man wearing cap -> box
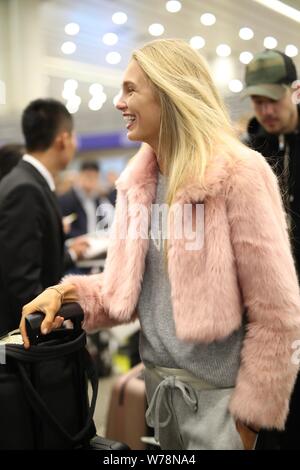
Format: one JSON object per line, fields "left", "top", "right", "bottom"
{"left": 243, "top": 50, "right": 300, "bottom": 449}
{"left": 244, "top": 50, "right": 300, "bottom": 272}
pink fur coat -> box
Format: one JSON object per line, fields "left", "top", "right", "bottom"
{"left": 63, "top": 147, "right": 300, "bottom": 430}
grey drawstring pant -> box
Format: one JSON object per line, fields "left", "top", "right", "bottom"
{"left": 144, "top": 366, "right": 245, "bottom": 450}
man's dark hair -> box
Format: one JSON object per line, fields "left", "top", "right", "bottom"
{"left": 21, "top": 99, "right": 73, "bottom": 152}
{"left": 0, "top": 144, "right": 24, "bottom": 181}
{"left": 80, "top": 161, "right": 100, "bottom": 172}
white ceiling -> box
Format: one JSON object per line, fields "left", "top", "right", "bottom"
{"left": 1, "top": 0, "right": 300, "bottom": 141}
{"left": 41, "top": 0, "right": 300, "bottom": 66}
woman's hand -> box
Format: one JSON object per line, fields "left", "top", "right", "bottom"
{"left": 19, "top": 287, "right": 65, "bottom": 349}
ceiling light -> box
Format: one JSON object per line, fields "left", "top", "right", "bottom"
{"left": 61, "top": 41, "right": 76, "bottom": 55}
{"left": 66, "top": 104, "right": 79, "bottom": 114}
{"left": 252, "top": 0, "right": 300, "bottom": 23}
{"left": 89, "top": 84, "right": 106, "bottom": 105}
{"left": 89, "top": 84, "right": 104, "bottom": 95}
{"left": 71, "top": 95, "right": 81, "bottom": 107}
{"left": 239, "top": 27, "right": 254, "bottom": 40}
{"left": 166, "top": 1, "right": 182, "bottom": 13}
{"left": 89, "top": 99, "right": 103, "bottom": 111}
{"left": 62, "top": 88, "right": 75, "bottom": 100}
{"left": 228, "top": 80, "right": 243, "bottom": 93}
{"left": 64, "top": 79, "right": 78, "bottom": 90}
{"left": 100, "top": 93, "right": 107, "bottom": 104}
{"left": 285, "top": 44, "right": 298, "bottom": 57}
{"left": 239, "top": 51, "right": 253, "bottom": 64}
{"left": 102, "top": 33, "right": 119, "bottom": 46}
{"left": 148, "top": 23, "right": 165, "bottom": 36}
{"left": 65, "top": 23, "right": 80, "bottom": 36}
{"left": 66, "top": 96, "right": 81, "bottom": 114}
{"left": 62, "top": 80, "right": 78, "bottom": 99}
{"left": 216, "top": 44, "right": 231, "bottom": 57}
{"left": 189, "top": 36, "right": 206, "bottom": 50}
{"left": 106, "top": 52, "right": 121, "bottom": 65}
{"left": 263, "top": 36, "right": 278, "bottom": 49}
{"left": 200, "top": 13, "right": 216, "bottom": 26}
{"left": 211, "top": 57, "right": 235, "bottom": 87}
{"left": 112, "top": 12, "right": 128, "bottom": 25}
{"left": 113, "top": 90, "right": 122, "bottom": 107}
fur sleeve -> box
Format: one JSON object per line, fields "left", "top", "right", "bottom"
{"left": 61, "top": 273, "right": 124, "bottom": 333}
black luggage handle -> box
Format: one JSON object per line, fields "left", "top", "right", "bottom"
{"left": 25, "top": 303, "right": 84, "bottom": 345}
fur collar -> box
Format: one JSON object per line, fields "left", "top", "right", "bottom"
{"left": 115, "top": 148, "right": 233, "bottom": 203}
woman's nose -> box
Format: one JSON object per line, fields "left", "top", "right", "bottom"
{"left": 116, "top": 98, "right": 127, "bottom": 111}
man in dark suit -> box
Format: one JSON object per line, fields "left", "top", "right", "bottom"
{"left": 59, "top": 161, "right": 114, "bottom": 239}
{"left": 0, "top": 99, "right": 87, "bottom": 335}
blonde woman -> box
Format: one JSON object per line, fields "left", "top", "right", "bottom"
{"left": 20, "top": 39, "right": 300, "bottom": 450}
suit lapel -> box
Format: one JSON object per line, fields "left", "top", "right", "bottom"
{"left": 20, "top": 161, "right": 64, "bottom": 241}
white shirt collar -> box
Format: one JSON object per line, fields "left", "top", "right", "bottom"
{"left": 23, "top": 154, "right": 56, "bottom": 191}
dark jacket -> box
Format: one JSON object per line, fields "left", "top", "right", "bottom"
{"left": 246, "top": 106, "right": 300, "bottom": 276}
{"left": 0, "top": 161, "right": 65, "bottom": 335}
{"left": 59, "top": 188, "right": 113, "bottom": 239}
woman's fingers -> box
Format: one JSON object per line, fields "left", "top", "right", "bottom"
{"left": 52, "top": 316, "right": 65, "bottom": 329}
{"left": 20, "top": 316, "right": 30, "bottom": 349}
{"left": 40, "top": 310, "right": 59, "bottom": 334}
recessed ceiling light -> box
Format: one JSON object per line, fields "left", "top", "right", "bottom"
{"left": 200, "top": 13, "right": 216, "bottom": 26}
{"left": 65, "top": 23, "right": 80, "bottom": 36}
{"left": 285, "top": 44, "right": 298, "bottom": 57}
{"left": 102, "top": 33, "right": 119, "bottom": 46}
{"left": 64, "top": 79, "right": 78, "bottom": 90}
{"left": 66, "top": 96, "right": 81, "bottom": 114}
{"left": 228, "top": 80, "right": 243, "bottom": 93}
{"left": 264, "top": 36, "right": 278, "bottom": 49}
{"left": 112, "top": 12, "right": 128, "bottom": 25}
{"left": 106, "top": 52, "right": 121, "bottom": 65}
{"left": 239, "top": 27, "right": 254, "bottom": 40}
{"left": 66, "top": 104, "right": 79, "bottom": 114}
{"left": 89, "top": 99, "right": 104, "bottom": 111}
{"left": 113, "top": 90, "right": 122, "bottom": 107}
{"left": 189, "top": 36, "right": 206, "bottom": 50}
{"left": 252, "top": 0, "right": 300, "bottom": 23}
{"left": 61, "top": 41, "right": 76, "bottom": 55}
{"left": 216, "top": 44, "right": 231, "bottom": 57}
{"left": 62, "top": 89, "right": 73, "bottom": 100}
{"left": 100, "top": 93, "right": 107, "bottom": 104}
{"left": 148, "top": 23, "right": 165, "bottom": 36}
{"left": 166, "top": 1, "right": 182, "bottom": 13}
{"left": 239, "top": 51, "right": 253, "bottom": 64}
{"left": 89, "top": 84, "right": 104, "bottom": 95}
{"left": 62, "top": 81, "right": 78, "bottom": 100}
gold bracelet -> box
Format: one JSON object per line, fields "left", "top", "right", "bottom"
{"left": 47, "top": 286, "right": 65, "bottom": 303}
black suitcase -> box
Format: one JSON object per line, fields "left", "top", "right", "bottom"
{"left": 0, "top": 303, "right": 129, "bottom": 450}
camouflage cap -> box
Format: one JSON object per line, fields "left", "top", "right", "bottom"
{"left": 241, "top": 50, "right": 297, "bottom": 100}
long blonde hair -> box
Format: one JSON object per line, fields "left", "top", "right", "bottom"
{"left": 132, "top": 39, "right": 245, "bottom": 207}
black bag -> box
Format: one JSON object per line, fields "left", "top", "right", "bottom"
{"left": 0, "top": 303, "right": 127, "bottom": 450}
